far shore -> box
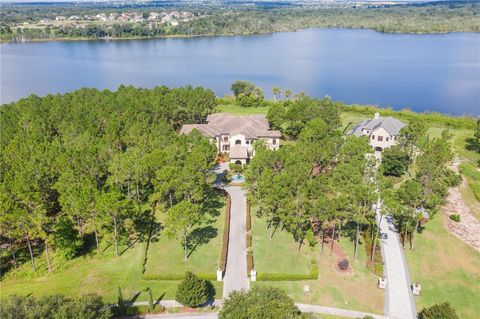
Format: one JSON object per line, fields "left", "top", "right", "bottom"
{"left": 2, "top": 27, "right": 477, "bottom": 44}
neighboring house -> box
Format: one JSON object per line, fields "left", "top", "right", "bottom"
{"left": 180, "top": 113, "right": 281, "bottom": 165}
{"left": 351, "top": 113, "right": 406, "bottom": 151}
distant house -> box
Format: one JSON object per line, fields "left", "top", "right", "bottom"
{"left": 351, "top": 113, "right": 406, "bottom": 151}
{"left": 180, "top": 113, "right": 281, "bottom": 165}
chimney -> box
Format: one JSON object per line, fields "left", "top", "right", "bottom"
{"left": 374, "top": 112, "right": 380, "bottom": 119}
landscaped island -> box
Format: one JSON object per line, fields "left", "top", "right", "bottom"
{"left": 1, "top": 1, "right": 479, "bottom": 42}
{"left": 1, "top": 84, "right": 478, "bottom": 318}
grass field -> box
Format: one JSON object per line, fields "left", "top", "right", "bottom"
{"left": 252, "top": 216, "right": 316, "bottom": 275}
{"left": 1, "top": 200, "right": 226, "bottom": 302}
{"left": 405, "top": 214, "right": 480, "bottom": 318}
{"left": 251, "top": 215, "right": 384, "bottom": 314}
{"left": 145, "top": 200, "right": 226, "bottom": 275}
{"left": 0, "top": 241, "right": 224, "bottom": 303}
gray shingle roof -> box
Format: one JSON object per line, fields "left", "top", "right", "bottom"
{"left": 180, "top": 113, "right": 281, "bottom": 138}
{"left": 351, "top": 116, "right": 406, "bottom": 136}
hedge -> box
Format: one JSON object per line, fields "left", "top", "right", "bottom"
{"left": 142, "top": 273, "right": 216, "bottom": 281}
{"left": 246, "top": 201, "right": 252, "bottom": 232}
{"left": 247, "top": 252, "right": 254, "bottom": 275}
{"left": 219, "top": 194, "right": 231, "bottom": 272}
{"left": 257, "top": 259, "right": 318, "bottom": 281}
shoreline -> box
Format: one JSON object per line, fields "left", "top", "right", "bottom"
{"left": 2, "top": 27, "right": 479, "bottom": 44}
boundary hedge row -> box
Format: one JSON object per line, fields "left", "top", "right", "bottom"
{"left": 246, "top": 200, "right": 254, "bottom": 275}
{"left": 256, "top": 258, "right": 318, "bottom": 281}
{"left": 142, "top": 273, "right": 216, "bottom": 281}
{"left": 219, "top": 193, "right": 231, "bottom": 272}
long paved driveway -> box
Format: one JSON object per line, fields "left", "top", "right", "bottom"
{"left": 376, "top": 203, "right": 417, "bottom": 319}
{"left": 213, "top": 164, "right": 250, "bottom": 298}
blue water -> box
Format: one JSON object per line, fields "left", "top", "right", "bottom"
{"left": 1, "top": 29, "right": 479, "bottom": 115}
{"left": 232, "top": 174, "right": 245, "bottom": 183}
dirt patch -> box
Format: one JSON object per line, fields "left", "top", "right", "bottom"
{"left": 441, "top": 178, "right": 480, "bottom": 252}
{"left": 324, "top": 239, "right": 353, "bottom": 274}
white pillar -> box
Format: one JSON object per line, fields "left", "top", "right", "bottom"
{"left": 217, "top": 268, "right": 223, "bottom": 282}
{"left": 250, "top": 269, "right": 256, "bottom": 282}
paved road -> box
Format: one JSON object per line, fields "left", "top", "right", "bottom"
{"left": 376, "top": 203, "right": 417, "bottom": 319}
{"left": 132, "top": 301, "right": 387, "bottom": 319}
{"left": 213, "top": 164, "right": 250, "bottom": 298}
{"left": 296, "top": 304, "right": 388, "bottom": 319}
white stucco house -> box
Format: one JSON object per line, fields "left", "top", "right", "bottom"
{"left": 180, "top": 113, "right": 281, "bottom": 165}
{"left": 351, "top": 113, "right": 406, "bottom": 151}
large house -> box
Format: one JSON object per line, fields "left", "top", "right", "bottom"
{"left": 180, "top": 113, "right": 281, "bottom": 164}
{"left": 351, "top": 113, "right": 406, "bottom": 151}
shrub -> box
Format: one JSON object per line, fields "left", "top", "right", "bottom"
{"left": 142, "top": 273, "right": 216, "bottom": 281}
{"left": 246, "top": 202, "right": 252, "bottom": 232}
{"left": 449, "top": 214, "right": 461, "bottom": 222}
{"left": 219, "top": 286, "right": 301, "bottom": 319}
{"left": 0, "top": 294, "right": 111, "bottom": 319}
{"left": 175, "top": 272, "right": 214, "bottom": 308}
{"left": 418, "top": 302, "right": 459, "bottom": 319}
{"left": 219, "top": 194, "right": 231, "bottom": 272}
{"left": 246, "top": 234, "right": 252, "bottom": 248}
{"left": 338, "top": 259, "right": 349, "bottom": 270}
{"left": 381, "top": 146, "right": 410, "bottom": 177}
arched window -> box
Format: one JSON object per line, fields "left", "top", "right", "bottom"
{"left": 235, "top": 160, "right": 242, "bottom": 165}
{"left": 235, "top": 140, "right": 242, "bottom": 145}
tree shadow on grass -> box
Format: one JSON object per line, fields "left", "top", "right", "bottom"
{"left": 202, "top": 189, "right": 225, "bottom": 221}
{"left": 155, "top": 292, "right": 166, "bottom": 305}
{"left": 186, "top": 226, "right": 218, "bottom": 259}
{"left": 465, "top": 137, "right": 480, "bottom": 154}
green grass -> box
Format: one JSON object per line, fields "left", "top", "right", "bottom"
{"left": 144, "top": 202, "right": 226, "bottom": 276}
{"left": 216, "top": 104, "right": 269, "bottom": 115}
{"left": 1, "top": 200, "right": 227, "bottom": 302}
{"left": 252, "top": 216, "right": 316, "bottom": 274}
{"left": 0, "top": 241, "right": 224, "bottom": 303}
{"left": 251, "top": 215, "right": 383, "bottom": 314}
{"left": 405, "top": 214, "right": 480, "bottom": 319}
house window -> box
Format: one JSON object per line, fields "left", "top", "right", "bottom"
{"left": 246, "top": 140, "right": 249, "bottom": 145}
{"left": 371, "top": 135, "right": 375, "bottom": 140}
{"left": 235, "top": 139, "right": 241, "bottom": 145}
{"left": 386, "top": 137, "right": 389, "bottom": 141}
{"left": 272, "top": 139, "right": 277, "bottom": 145}
{"left": 378, "top": 136, "right": 383, "bottom": 141}
{"left": 222, "top": 145, "right": 230, "bottom": 151}
{"left": 223, "top": 136, "right": 229, "bottom": 142}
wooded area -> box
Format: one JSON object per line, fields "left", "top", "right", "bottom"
{"left": 1, "top": 1, "right": 479, "bottom": 42}
{"left": 0, "top": 85, "right": 218, "bottom": 275}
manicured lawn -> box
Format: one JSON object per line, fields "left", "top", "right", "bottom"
{"left": 405, "top": 214, "right": 480, "bottom": 319}
{"left": 251, "top": 215, "right": 383, "bottom": 314}
{"left": 252, "top": 216, "right": 316, "bottom": 275}
{"left": 1, "top": 198, "right": 226, "bottom": 303}
{"left": 145, "top": 201, "right": 226, "bottom": 276}
{"left": 216, "top": 104, "right": 269, "bottom": 115}
{"left": 0, "top": 241, "right": 223, "bottom": 303}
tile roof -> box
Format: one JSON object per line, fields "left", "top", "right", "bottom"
{"left": 180, "top": 113, "right": 281, "bottom": 138}
{"left": 229, "top": 145, "right": 248, "bottom": 159}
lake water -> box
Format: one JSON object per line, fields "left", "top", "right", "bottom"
{"left": 1, "top": 29, "right": 479, "bottom": 115}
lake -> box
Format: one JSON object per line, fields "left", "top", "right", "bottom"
{"left": 1, "top": 29, "right": 479, "bottom": 115}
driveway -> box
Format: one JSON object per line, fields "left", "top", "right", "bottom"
{"left": 213, "top": 163, "right": 250, "bottom": 298}
{"left": 376, "top": 202, "right": 417, "bottom": 319}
